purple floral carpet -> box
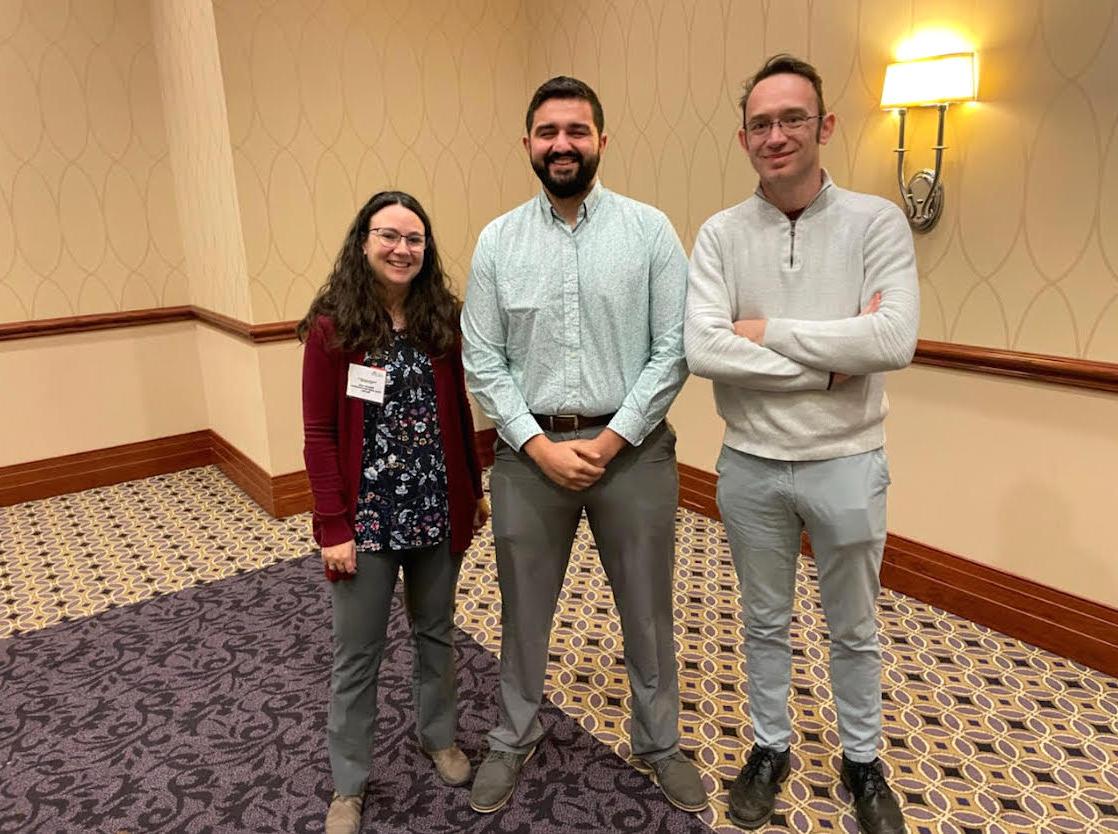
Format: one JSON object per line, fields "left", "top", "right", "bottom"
{"left": 0, "top": 555, "right": 711, "bottom": 834}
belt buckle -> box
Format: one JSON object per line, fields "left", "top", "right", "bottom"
{"left": 555, "top": 413, "right": 579, "bottom": 431}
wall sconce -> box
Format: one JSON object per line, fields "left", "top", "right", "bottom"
{"left": 880, "top": 52, "right": 978, "bottom": 232}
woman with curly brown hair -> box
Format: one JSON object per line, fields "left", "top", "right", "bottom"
{"left": 298, "top": 190, "right": 487, "bottom": 834}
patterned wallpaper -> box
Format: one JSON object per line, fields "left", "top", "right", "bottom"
{"left": 0, "top": 0, "right": 187, "bottom": 323}
{"left": 525, "top": 0, "right": 1118, "bottom": 362}
{"left": 212, "top": 0, "right": 535, "bottom": 322}
{"left": 150, "top": 0, "right": 252, "bottom": 321}
{"left": 2, "top": 0, "right": 1117, "bottom": 362}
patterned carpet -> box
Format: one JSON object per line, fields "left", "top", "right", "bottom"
{"left": 2, "top": 465, "right": 1117, "bottom": 833}
{"left": 1, "top": 554, "right": 705, "bottom": 834}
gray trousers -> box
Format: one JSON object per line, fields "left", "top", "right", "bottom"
{"left": 715, "top": 446, "right": 890, "bottom": 763}
{"left": 487, "top": 422, "right": 681, "bottom": 761}
{"left": 327, "top": 540, "right": 462, "bottom": 794}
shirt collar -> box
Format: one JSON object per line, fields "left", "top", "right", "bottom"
{"left": 754, "top": 169, "right": 834, "bottom": 215}
{"left": 537, "top": 180, "right": 605, "bottom": 223}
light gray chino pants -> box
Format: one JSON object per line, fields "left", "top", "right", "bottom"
{"left": 328, "top": 540, "right": 462, "bottom": 794}
{"left": 715, "top": 445, "right": 890, "bottom": 763}
{"left": 487, "top": 422, "right": 682, "bottom": 761}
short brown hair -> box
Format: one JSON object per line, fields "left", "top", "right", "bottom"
{"left": 739, "top": 54, "right": 826, "bottom": 128}
{"left": 525, "top": 76, "right": 604, "bottom": 135}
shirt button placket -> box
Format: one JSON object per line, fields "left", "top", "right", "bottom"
{"left": 564, "top": 231, "right": 580, "bottom": 414}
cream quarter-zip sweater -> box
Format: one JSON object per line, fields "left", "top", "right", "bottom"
{"left": 684, "top": 174, "right": 919, "bottom": 461}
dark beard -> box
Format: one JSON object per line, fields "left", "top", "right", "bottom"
{"left": 531, "top": 150, "right": 600, "bottom": 199}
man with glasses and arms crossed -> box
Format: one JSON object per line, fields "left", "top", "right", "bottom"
{"left": 462, "top": 76, "right": 706, "bottom": 815}
{"left": 685, "top": 55, "right": 918, "bottom": 834}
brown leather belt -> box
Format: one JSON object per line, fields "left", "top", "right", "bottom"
{"left": 531, "top": 412, "right": 615, "bottom": 432}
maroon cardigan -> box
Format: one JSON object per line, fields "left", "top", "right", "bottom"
{"left": 301, "top": 316, "right": 483, "bottom": 578}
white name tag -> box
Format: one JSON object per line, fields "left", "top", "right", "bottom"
{"left": 346, "top": 363, "right": 387, "bottom": 404}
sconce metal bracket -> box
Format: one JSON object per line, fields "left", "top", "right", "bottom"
{"left": 894, "top": 103, "right": 948, "bottom": 233}
{"left": 903, "top": 169, "right": 944, "bottom": 233}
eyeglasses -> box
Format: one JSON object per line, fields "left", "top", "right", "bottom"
{"left": 368, "top": 227, "right": 427, "bottom": 251}
{"left": 745, "top": 114, "right": 823, "bottom": 138}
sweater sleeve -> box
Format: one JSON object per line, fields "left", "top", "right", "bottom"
{"left": 302, "top": 319, "right": 354, "bottom": 547}
{"left": 685, "top": 221, "right": 831, "bottom": 392}
{"left": 763, "top": 205, "right": 919, "bottom": 375}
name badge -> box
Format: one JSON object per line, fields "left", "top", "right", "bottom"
{"left": 346, "top": 363, "right": 387, "bottom": 404}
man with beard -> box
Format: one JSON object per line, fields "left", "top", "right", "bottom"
{"left": 461, "top": 76, "right": 705, "bottom": 815}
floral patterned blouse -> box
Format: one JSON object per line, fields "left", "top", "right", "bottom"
{"left": 354, "top": 332, "right": 449, "bottom": 552}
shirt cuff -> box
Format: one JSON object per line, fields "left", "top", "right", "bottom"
{"left": 607, "top": 407, "right": 646, "bottom": 446}
{"left": 501, "top": 412, "right": 543, "bottom": 452}
{"left": 315, "top": 513, "right": 354, "bottom": 548}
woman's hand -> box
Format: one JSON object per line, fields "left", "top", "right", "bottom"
{"left": 473, "top": 497, "right": 491, "bottom": 531}
{"left": 322, "top": 539, "right": 357, "bottom": 574}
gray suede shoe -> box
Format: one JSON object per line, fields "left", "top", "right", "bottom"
{"left": 469, "top": 746, "right": 536, "bottom": 813}
{"left": 649, "top": 750, "right": 709, "bottom": 812}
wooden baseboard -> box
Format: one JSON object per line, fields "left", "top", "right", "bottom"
{"left": 207, "top": 431, "right": 287, "bottom": 517}
{"left": 880, "top": 533, "right": 1118, "bottom": 677}
{"left": 0, "top": 430, "right": 311, "bottom": 518}
{"left": 679, "top": 462, "right": 719, "bottom": 519}
{"left": 1, "top": 428, "right": 500, "bottom": 520}
{"left": 676, "top": 463, "right": 1118, "bottom": 677}
{"left": 0, "top": 432, "right": 214, "bottom": 506}
{"left": 271, "top": 470, "right": 312, "bottom": 518}
{"left": 6, "top": 432, "right": 1116, "bottom": 674}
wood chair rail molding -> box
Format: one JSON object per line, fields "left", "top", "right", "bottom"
{"left": 913, "top": 339, "right": 1118, "bottom": 394}
{"left": 0, "top": 307, "right": 298, "bottom": 344}
{"left": 3, "top": 310, "right": 1115, "bottom": 394}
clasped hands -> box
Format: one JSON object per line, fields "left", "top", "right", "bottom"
{"left": 524, "top": 428, "right": 627, "bottom": 491}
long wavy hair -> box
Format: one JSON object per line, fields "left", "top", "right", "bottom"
{"left": 296, "top": 191, "right": 459, "bottom": 356}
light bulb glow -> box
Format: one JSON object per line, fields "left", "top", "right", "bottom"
{"left": 880, "top": 52, "right": 978, "bottom": 108}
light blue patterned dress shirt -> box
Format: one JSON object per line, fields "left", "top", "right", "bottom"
{"left": 462, "top": 182, "right": 689, "bottom": 451}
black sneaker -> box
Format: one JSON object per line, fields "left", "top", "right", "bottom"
{"left": 840, "top": 756, "right": 907, "bottom": 834}
{"left": 727, "top": 745, "right": 791, "bottom": 829}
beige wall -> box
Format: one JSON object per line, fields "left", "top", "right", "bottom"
{"left": 193, "top": 324, "right": 271, "bottom": 470}
{"left": 256, "top": 339, "right": 306, "bottom": 475}
{"left": 0, "top": 323, "right": 206, "bottom": 465}
{"left": 528, "top": 0, "right": 1118, "bottom": 607}
{"left": 3, "top": 0, "right": 1117, "bottom": 610}
{"left": 528, "top": 0, "right": 1118, "bottom": 363}
{"left": 150, "top": 0, "right": 252, "bottom": 321}
{"left": 0, "top": 0, "right": 188, "bottom": 324}
{"left": 885, "top": 365, "right": 1118, "bottom": 607}
{"left": 212, "top": 0, "right": 534, "bottom": 322}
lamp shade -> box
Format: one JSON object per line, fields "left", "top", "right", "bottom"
{"left": 880, "top": 52, "right": 977, "bottom": 108}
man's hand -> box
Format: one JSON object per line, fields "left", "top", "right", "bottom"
{"left": 524, "top": 435, "right": 605, "bottom": 490}
{"left": 569, "top": 428, "right": 627, "bottom": 470}
{"left": 732, "top": 318, "right": 766, "bottom": 343}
